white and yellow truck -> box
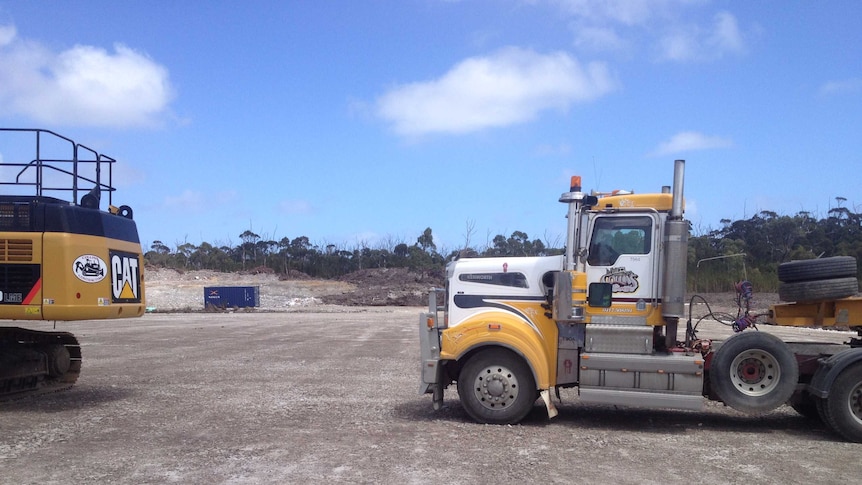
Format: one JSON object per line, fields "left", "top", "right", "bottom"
{"left": 419, "top": 160, "right": 862, "bottom": 442}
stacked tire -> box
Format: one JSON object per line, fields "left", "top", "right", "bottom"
{"left": 777, "top": 256, "right": 859, "bottom": 302}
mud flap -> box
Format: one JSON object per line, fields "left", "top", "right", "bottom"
{"left": 541, "top": 388, "right": 558, "bottom": 419}
{"left": 432, "top": 383, "right": 444, "bottom": 410}
{"left": 419, "top": 364, "right": 446, "bottom": 410}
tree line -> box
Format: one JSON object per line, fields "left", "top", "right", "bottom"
{"left": 144, "top": 227, "right": 559, "bottom": 279}
{"left": 145, "top": 204, "right": 862, "bottom": 292}
{"left": 689, "top": 204, "right": 862, "bottom": 293}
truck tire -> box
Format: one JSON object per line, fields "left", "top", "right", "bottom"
{"left": 789, "top": 391, "right": 821, "bottom": 421}
{"left": 457, "top": 348, "right": 537, "bottom": 425}
{"left": 710, "top": 332, "right": 798, "bottom": 414}
{"left": 778, "top": 256, "right": 857, "bottom": 283}
{"left": 778, "top": 277, "right": 859, "bottom": 302}
{"left": 820, "top": 362, "right": 862, "bottom": 443}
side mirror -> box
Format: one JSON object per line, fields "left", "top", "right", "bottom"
{"left": 588, "top": 282, "right": 613, "bottom": 308}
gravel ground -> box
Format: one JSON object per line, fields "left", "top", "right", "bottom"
{"left": 1, "top": 272, "right": 860, "bottom": 483}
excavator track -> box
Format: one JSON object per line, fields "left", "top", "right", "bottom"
{"left": 0, "top": 327, "right": 82, "bottom": 400}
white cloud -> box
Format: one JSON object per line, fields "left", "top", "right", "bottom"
{"left": 375, "top": 47, "right": 617, "bottom": 136}
{"left": 549, "top": 2, "right": 745, "bottom": 63}
{"left": 657, "top": 11, "right": 745, "bottom": 61}
{"left": 709, "top": 11, "right": 744, "bottom": 53}
{"left": 819, "top": 78, "right": 862, "bottom": 97}
{"left": 574, "top": 26, "right": 629, "bottom": 51}
{"left": 556, "top": 0, "right": 676, "bottom": 26}
{"left": 657, "top": 29, "right": 700, "bottom": 61}
{"left": 650, "top": 131, "right": 732, "bottom": 156}
{"left": 0, "top": 24, "right": 174, "bottom": 128}
{"left": 0, "top": 24, "right": 15, "bottom": 46}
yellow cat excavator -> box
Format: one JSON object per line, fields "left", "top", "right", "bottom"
{"left": 0, "top": 128, "right": 145, "bottom": 397}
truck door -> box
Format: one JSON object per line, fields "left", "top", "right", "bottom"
{"left": 585, "top": 215, "right": 658, "bottom": 303}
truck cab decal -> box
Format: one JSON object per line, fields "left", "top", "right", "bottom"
{"left": 452, "top": 294, "right": 548, "bottom": 335}
{"left": 599, "top": 267, "right": 640, "bottom": 293}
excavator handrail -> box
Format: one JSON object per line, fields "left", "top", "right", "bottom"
{"left": 0, "top": 128, "right": 116, "bottom": 208}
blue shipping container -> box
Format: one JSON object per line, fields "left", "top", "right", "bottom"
{"left": 204, "top": 286, "right": 260, "bottom": 308}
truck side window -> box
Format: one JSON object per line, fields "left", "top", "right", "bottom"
{"left": 459, "top": 272, "right": 529, "bottom": 288}
{"left": 587, "top": 216, "right": 652, "bottom": 266}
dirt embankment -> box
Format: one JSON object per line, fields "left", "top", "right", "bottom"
{"left": 144, "top": 266, "right": 445, "bottom": 311}
{"left": 325, "top": 267, "right": 445, "bottom": 306}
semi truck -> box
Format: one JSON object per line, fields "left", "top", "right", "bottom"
{"left": 419, "top": 160, "right": 862, "bottom": 442}
{"left": 0, "top": 128, "right": 145, "bottom": 398}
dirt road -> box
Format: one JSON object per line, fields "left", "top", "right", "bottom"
{"left": 1, "top": 309, "right": 859, "bottom": 484}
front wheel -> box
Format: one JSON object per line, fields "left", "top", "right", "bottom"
{"left": 821, "top": 362, "right": 862, "bottom": 443}
{"left": 457, "top": 348, "right": 537, "bottom": 424}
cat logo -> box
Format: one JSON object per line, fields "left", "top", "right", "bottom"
{"left": 110, "top": 250, "right": 141, "bottom": 303}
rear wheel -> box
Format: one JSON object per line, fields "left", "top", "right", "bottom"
{"left": 821, "top": 362, "right": 862, "bottom": 443}
{"left": 789, "top": 391, "right": 821, "bottom": 421}
{"left": 457, "top": 348, "right": 537, "bottom": 424}
{"left": 710, "top": 332, "right": 799, "bottom": 413}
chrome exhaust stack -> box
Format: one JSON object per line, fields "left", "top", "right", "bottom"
{"left": 662, "top": 160, "right": 689, "bottom": 346}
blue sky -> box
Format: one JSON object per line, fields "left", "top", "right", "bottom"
{"left": 0, "top": 1, "right": 860, "bottom": 254}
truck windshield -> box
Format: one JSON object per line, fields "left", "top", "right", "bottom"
{"left": 587, "top": 216, "right": 652, "bottom": 266}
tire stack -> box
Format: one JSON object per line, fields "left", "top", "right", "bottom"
{"left": 777, "top": 256, "right": 859, "bottom": 302}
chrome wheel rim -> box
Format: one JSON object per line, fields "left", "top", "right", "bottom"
{"left": 730, "top": 348, "right": 781, "bottom": 397}
{"left": 472, "top": 364, "right": 520, "bottom": 411}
